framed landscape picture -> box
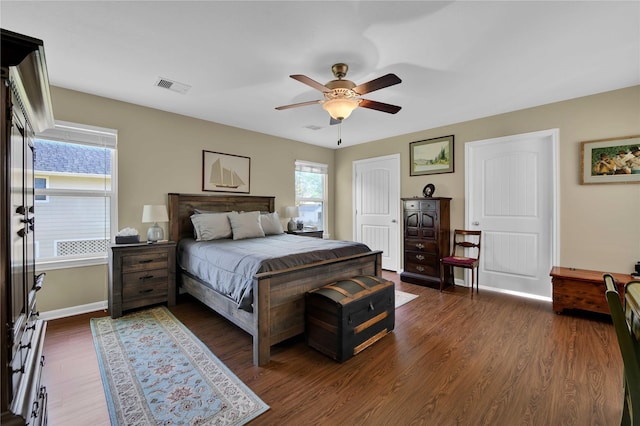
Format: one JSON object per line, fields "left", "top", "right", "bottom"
{"left": 581, "top": 135, "right": 640, "bottom": 184}
{"left": 410, "top": 135, "right": 454, "bottom": 176}
{"left": 202, "top": 150, "right": 250, "bottom": 193}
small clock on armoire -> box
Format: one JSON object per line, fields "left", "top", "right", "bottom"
{"left": 422, "top": 183, "right": 435, "bottom": 198}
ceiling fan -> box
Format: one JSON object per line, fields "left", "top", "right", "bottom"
{"left": 275, "top": 63, "right": 402, "bottom": 124}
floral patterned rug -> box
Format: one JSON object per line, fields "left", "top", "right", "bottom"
{"left": 91, "top": 306, "right": 269, "bottom": 425}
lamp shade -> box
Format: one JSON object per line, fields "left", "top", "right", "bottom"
{"left": 142, "top": 205, "right": 169, "bottom": 223}
{"left": 322, "top": 98, "right": 360, "bottom": 120}
{"left": 285, "top": 206, "right": 299, "bottom": 218}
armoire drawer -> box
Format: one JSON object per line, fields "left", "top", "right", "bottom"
{"left": 404, "top": 200, "right": 437, "bottom": 211}
{"left": 405, "top": 250, "right": 438, "bottom": 265}
{"left": 405, "top": 262, "right": 439, "bottom": 277}
{"left": 404, "top": 239, "right": 437, "bottom": 253}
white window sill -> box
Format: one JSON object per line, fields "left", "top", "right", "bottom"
{"left": 36, "top": 256, "right": 107, "bottom": 271}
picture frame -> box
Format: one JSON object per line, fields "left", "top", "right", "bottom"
{"left": 202, "top": 150, "right": 250, "bottom": 193}
{"left": 410, "top": 135, "right": 454, "bottom": 176}
{"left": 581, "top": 135, "right": 640, "bottom": 184}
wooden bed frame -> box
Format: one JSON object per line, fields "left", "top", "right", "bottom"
{"left": 167, "top": 193, "right": 382, "bottom": 366}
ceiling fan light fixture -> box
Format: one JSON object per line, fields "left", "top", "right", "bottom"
{"left": 322, "top": 98, "right": 360, "bottom": 120}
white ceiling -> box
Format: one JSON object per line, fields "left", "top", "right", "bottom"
{"left": 2, "top": 1, "right": 639, "bottom": 149}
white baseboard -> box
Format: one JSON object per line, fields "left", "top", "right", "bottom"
{"left": 39, "top": 300, "right": 108, "bottom": 321}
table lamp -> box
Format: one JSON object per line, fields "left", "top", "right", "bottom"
{"left": 142, "top": 204, "right": 169, "bottom": 242}
{"left": 285, "top": 206, "right": 299, "bottom": 232}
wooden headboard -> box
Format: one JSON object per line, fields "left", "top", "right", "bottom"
{"left": 168, "top": 193, "right": 275, "bottom": 242}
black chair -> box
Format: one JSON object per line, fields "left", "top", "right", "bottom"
{"left": 603, "top": 273, "right": 640, "bottom": 426}
{"left": 439, "top": 230, "right": 481, "bottom": 295}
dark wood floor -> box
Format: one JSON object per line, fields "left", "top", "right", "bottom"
{"left": 42, "top": 271, "right": 624, "bottom": 425}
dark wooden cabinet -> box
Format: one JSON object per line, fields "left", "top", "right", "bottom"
{"left": 400, "top": 198, "right": 451, "bottom": 288}
{"left": 1, "top": 29, "right": 54, "bottom": 425}
{"left": 109, "top": 242, "right": 177, "bottom": 318}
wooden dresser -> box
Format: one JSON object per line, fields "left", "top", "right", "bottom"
{"left": 550, "top": 266, "right": 633, "bottom": 315}
{"left": 1, "top": 29, "right": 55, "bottom": 425}
{"left": 109, "top": 242, "right": 177, "bottom": 318}
{"left": 400, "top": 197, "right": 451, "bottom": 288}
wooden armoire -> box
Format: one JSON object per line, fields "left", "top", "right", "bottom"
{"left": 400, "top": 197, "right": 451, "bottom": 288}
{"left": 1, "top": 29, "right": 54, "bottom": 425}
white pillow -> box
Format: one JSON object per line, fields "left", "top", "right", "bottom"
{"left": 260, "top": 212, "right": 284, "bottom": 235}
{"left": 190, "top": 212, "right": 232, "bottom": 241}
{"left": 228, "top": 211, "right": 265, "bottom": 240}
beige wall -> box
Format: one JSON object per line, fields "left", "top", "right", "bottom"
{"left": 335, "top": 85, "right": 640, "bottom": 274}
{"left": 38, "top": 86, "right": 336, "bottom": 312}
{"left": 38, "top": 85, "right": 640, "bottom": 313}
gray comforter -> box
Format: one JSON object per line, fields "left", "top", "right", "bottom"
{"left": 177, "top": 234, "right": 371, "bottom": 310}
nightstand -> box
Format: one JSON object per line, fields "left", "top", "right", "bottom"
{"left": 286, "top": 230, "right": 324, "bottom": 238}
{"left": 108, "top": 241, "right": 176, "bottom": 318}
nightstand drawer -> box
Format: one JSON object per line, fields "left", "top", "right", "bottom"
{"left": 122, "top": 252, "right": 168, "bottom": 273}
{"left": 123, "top": 270, "right": 169, "bottom": 308}
{"left": 123, "top": 268, "right": 168, "bottom": 287}
{"left": 122, "top": 286, "right": 168, "bottom": 310}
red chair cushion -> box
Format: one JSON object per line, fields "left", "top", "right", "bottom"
{"left": 441, "top": 256, "right": 476, "bottom": 267}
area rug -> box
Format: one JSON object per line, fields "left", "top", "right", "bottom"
{"left": 91, "top": 306, "right": 269, "bottom": 426}
{"left": 395, "top": 290, "right": 419, "bottom": 308}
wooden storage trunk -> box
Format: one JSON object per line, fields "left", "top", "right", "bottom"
{"left": 306, "top": 275, "right": 395, "bottom": 362}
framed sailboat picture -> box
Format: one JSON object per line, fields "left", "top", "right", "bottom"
{"left": 202, "top": 150, "right": 250, "bottom": 193}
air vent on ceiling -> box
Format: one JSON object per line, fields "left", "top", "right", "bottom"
{"left": 154, "top": 77, "right": 191, "bottom": 94}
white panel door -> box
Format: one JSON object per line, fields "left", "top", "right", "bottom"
{"left": 466, "top": 129, "right": 558, "bottom": 298}
{"left": 354, "top": 154, "right": 400, "bottom": 271}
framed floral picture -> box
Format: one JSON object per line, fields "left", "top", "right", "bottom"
{"left": 410, "top": 135, "right": 454, "bottom": 176}
{"left": 202, "top": 150, "right": 250, "bottom": 193}
{"left": 581, "top": 135, "right": 640, "bottom": 184}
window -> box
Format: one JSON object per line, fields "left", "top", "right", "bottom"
{"left": 34, "top": 121, "right": 117, "bottom": 269}
{"left": 34, "top": 177, "right": 48, "bottom": 201}
{"left": 295, "top": 160, "right": 327, "bottom": 234}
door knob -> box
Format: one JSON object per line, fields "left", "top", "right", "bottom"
{"left": 391, "top": 219, "right": 397, "bottom": 223}
{"left": 472, "top": 221, "right": 480, "bottom": 226}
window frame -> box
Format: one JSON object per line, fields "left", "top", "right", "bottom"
{"left": 294, "top": 160, "right": 328, "bottom": 236}
{"left": 34, "top": 120, "right": 118, "bottom": 270}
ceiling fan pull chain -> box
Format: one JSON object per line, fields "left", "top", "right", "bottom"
{"left": 338, "top": 121, "right": 342, "bottom": 146}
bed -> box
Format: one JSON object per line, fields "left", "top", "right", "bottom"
{"left": 168, "top": 193, "right": 382, "bottom": 366}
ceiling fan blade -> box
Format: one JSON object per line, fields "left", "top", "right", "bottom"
{"left": 290, "top": 74, "right": 331, "bottom": 92}
{"left": 353, "top": 73, "right": 402, "bottom": 95}
{"left": 359, "top": 99, "right": 402, "bottom": 114}
{"left": 275, "top": 100, "right": 321, "bottom": 110}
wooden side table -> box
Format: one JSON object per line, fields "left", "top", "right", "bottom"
{"left": 108, "top": 241, "right": 176, "bottom": 318}
{"left": 550, "top": 266, "right": 632, "bottom": 315}
{"left": 286, "top": 230, "right": 324, "bottom": 238}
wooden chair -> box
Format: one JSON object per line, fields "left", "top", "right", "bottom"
{"left": 439, "top": 230, "right": 481, "bottom": 295}
{"left": 603, "top": 273, "right": 640, "bottom": 426}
